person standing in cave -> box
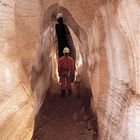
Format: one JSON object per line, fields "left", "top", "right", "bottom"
{"left": 58, "top": 47, "right": 75, "bottom": 97}
{"left": 55, "top": 12, "right": 76, "bottom": 82}
{"left": 55, "top": 13, "right": 72, "bottom": 58}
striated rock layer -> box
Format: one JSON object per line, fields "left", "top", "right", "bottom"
{"left": 0, "top": 0, "right": 140, "bottom": 139}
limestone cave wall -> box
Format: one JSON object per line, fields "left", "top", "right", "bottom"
{"left": 0, "top": 0, "right": 140, "bottom": 140}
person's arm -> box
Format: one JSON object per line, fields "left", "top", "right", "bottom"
{"left": 70, "top": 57, "right": 75, "bottom": 73}
{"left": 58, "top": 57, "right": 64, "bottom": 76}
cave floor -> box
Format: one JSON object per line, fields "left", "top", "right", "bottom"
{"left": 33, "top": 89, "right": 98, "bottom": 140}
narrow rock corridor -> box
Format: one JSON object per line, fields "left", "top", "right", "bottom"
{"left": 33, "top": 86, "right": 98, "bottom": 140}
{"left": 1, "top": 0, "right": 140, "bottom": 140}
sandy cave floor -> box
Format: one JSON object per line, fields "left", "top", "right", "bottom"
{"left": 32, "top": 88, "right": 98, "bottom": 140}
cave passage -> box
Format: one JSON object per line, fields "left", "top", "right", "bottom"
{"left": 31, "top": 7, "right": 97, "bottom": 139}
{"left": 32, "top": 82, "right": 98, "bottom": 140}
{"left": 1, "top": 0, "right": 140, "bottom": 139}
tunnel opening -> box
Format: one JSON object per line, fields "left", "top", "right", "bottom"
{"left": 31, "top": 3, "right": 98, "bottom": 140}
{"left": 30, "top": 3, "right": 94, "bottom": 115}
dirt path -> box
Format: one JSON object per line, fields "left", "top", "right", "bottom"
{"left": 33, "top": 90, "right": 98, "bottom": 140}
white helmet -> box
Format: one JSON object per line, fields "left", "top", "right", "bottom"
{"left": 56, "top": 13, "right": 63, "bottom": 19}
{"left": 63, "top": 47, "right": 70, "bottom": 54}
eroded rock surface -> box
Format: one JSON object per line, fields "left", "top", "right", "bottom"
{"left": 0, "top": 0, "right": 140, "bottom": 140}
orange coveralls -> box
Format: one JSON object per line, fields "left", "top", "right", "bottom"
{"left": 58, "top": 56, "right": 74, "bottom": 90}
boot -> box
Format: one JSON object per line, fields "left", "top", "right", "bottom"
{"left": 60, "top": 90, "right": 65, "bottom": 98}
{"left": 68, "top": 89, "right": 72, "bottom": 96}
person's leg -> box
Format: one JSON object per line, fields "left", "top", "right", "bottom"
{"left": 61, "top": 89, "right": 65, "bottom": 97}
{"left": 68, "top": 89, "right": 72, "bottom": 96}
{"left": 60, "top": 77, "right": 66, "bottom": 97}
{"left": 67, "top": 77, "right": 72, "bottom": 96}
